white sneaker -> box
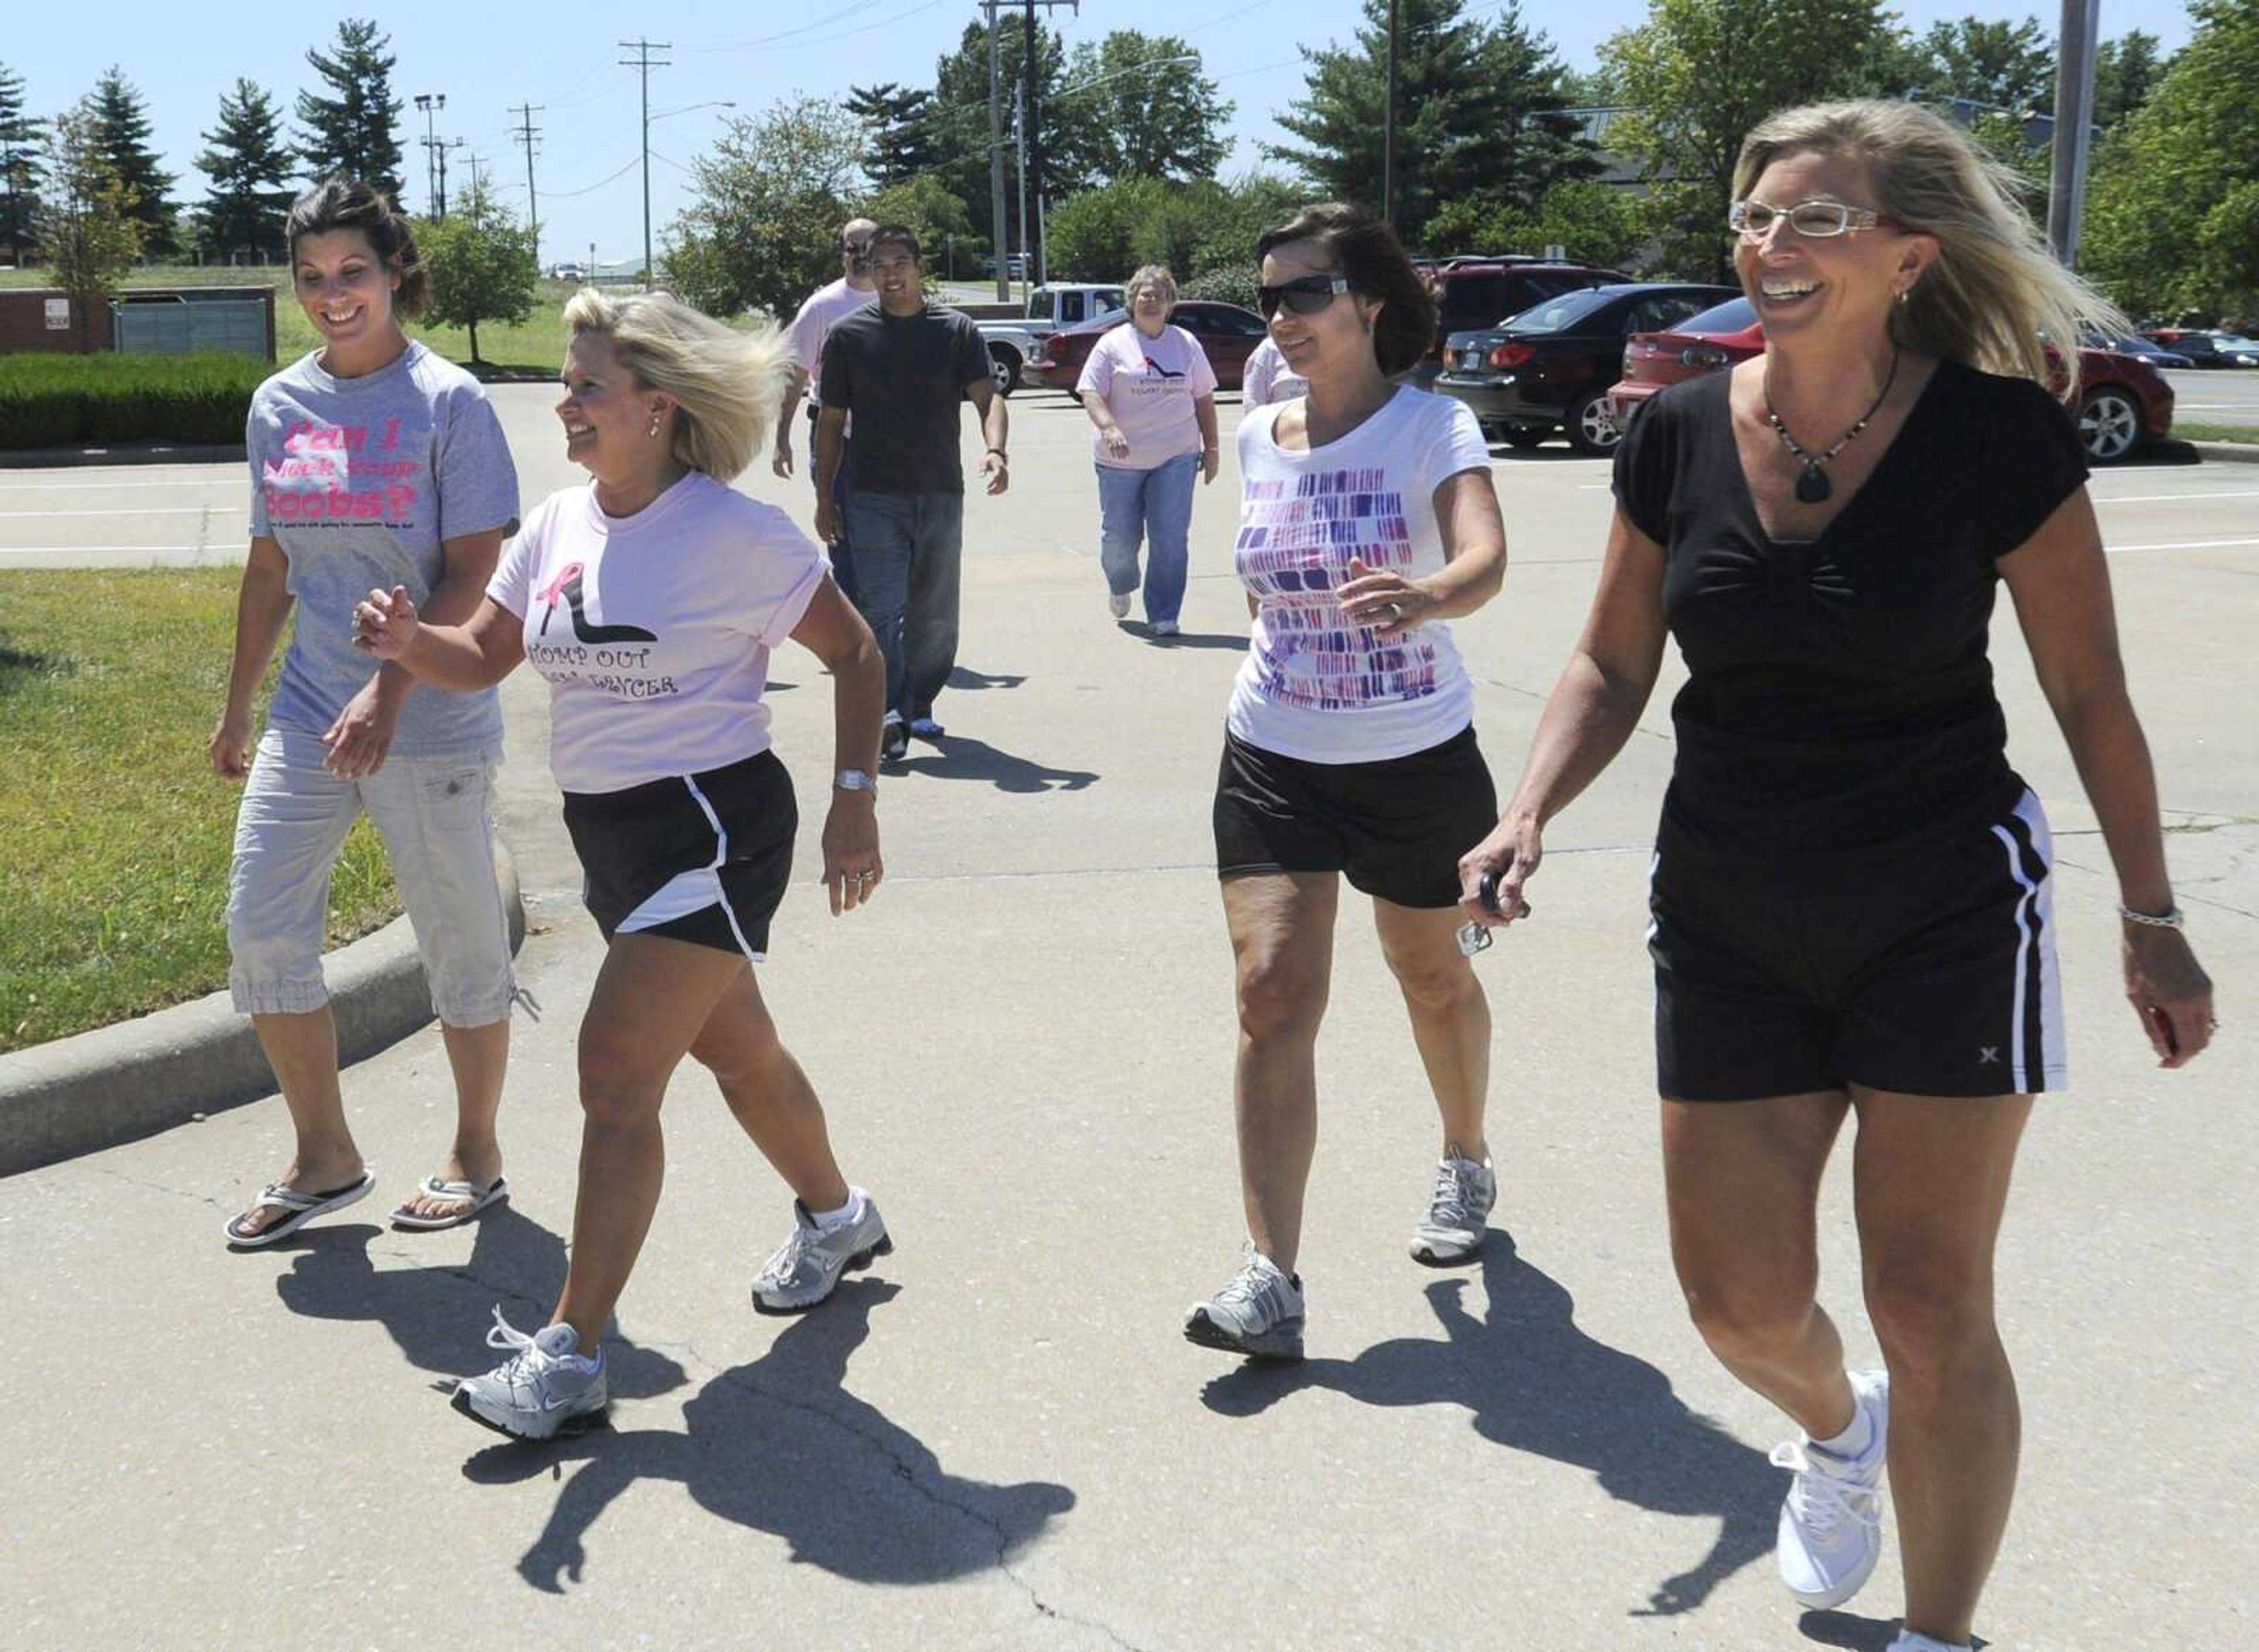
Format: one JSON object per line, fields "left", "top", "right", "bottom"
{"left": 1184, "top": 1244, "right": 1305, "bottom": 1360}
{"left": 1771, "top": 1369, "right": 1890, "bottom": 1608}
{"left": 1107, "top": 590, "right": 1132, "bottom": 620}
{"left": 1150, "top": 619, "right": 1180, "bottom": 637}
{"left": 451, "top": 1308, "right": 608, "bottom": 1440}
{"left": 750, "top": 1193, "right": 892, "bottom": 1314}
{"left": 1886, "top": 1633, "right": 1973, "bottom": 1652}
{"left": 1410, "top": 1151, "right": 1496, "bottom": 1265}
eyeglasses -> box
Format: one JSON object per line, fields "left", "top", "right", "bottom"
{"left": 1257, "top": 274, "right": 1352, "bottom": 318}
{"left": 1728, "top": 199, "right": 1904, "bottom": 241}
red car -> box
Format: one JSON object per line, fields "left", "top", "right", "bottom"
{"left": 1608, "top": 295, "right": 2175, "bottom": 462}
{"left": 1033, "top": 301, "right": 1268, "bottom": 392}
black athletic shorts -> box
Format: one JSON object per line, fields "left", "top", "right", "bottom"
{"left": 1213, "top": 724, "right": 1498, "bottom": 910}
{"left": 562, "top": 749, "right": 797, "bottom": 961}
{"left": 1649, "top": 788, "right": 2066, "bottom": 1101}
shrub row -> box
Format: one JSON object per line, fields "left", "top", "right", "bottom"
{"left": 0, "top": 351, "right": 268, "bottom": 451}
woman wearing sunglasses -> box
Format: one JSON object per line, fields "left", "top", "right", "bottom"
{"left": 1184, "top": 202, "right": 1510, "bottom": 1362}
{"left": 1460, "top": 102, "right": 2214, "bottom": 1652}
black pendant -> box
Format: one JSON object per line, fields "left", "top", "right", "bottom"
{"left": 1794, "top": 464, "right": 1832, "bottom": 504}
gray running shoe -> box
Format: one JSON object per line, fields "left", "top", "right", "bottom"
{"left": 751, "top": 1193, "right": 892, "bottom": 1314}
{"left": 1773, "top": 1368, "right": 1890, "bottom": 1608}
{"left": 451, "top": 1307, "right": 608, "bottom": 1440}
{"left": 1184, "top": 1244, "right": 1306, "bottom": 1360}
{"left": 1410, "top": 1152, "right": 1497, "bottom": 1265}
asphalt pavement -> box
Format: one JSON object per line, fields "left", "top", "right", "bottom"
{"left": 1, "top": 377, "right": 2252, "bottom": 1651}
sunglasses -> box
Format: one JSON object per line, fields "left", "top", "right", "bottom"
{"left": 1257, "top": 274, "right": 1352, "bottom": 318}
{"left": 1728, "top": 199, "right": 1905, "bottom": 241}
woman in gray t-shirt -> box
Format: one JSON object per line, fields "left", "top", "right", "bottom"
{"left": 215, "top": 179, "right": 524, "bottom": 1247}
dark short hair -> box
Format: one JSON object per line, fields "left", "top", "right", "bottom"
{"left": 1255, "top": 202, "right": 1436, "bottom": 377}
{"left": 287, "top": 178, "right": 429, "bottom": 319}
{"left": 867, "top": 224, "right": 924, "bottom": 266}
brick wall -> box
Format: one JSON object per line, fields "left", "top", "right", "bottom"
{"left": 0, "top": 290, "right": 115, "bottom": 355}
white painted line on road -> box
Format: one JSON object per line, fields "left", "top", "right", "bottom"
{"left": 2093, "top": 489, "right": 2259, "bottom": 504}
{"left": 0, "top": 505, "right": 244, "bottom": 519}
{"left": 0, "top": 473, "right": 239, "bottom": 491}
{"left": 0, "top": 545, "right": 210, "bottom": 556}
{"left": 2110, "top": 537, "right": 2259, "bottom": 552}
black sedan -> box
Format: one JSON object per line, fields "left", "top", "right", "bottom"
{"left": 2088, "top": 331, "right": 2193, "bottom": 369}
{"left": 1434, "top": 282, "right": 1740, "bottom": 453}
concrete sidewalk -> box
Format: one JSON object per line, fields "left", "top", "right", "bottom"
{"left": 2, "top": 386, "right": 2251, "bottom": 1650}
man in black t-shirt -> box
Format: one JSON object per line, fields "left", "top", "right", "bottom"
{"left": 816, "top": 225, "right": 1010, "bottom": 760}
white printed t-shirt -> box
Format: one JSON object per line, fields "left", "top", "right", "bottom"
{"left": 1227, "top": 387, "right": 1492, "bottom": 764}
{"left": 1074, "top": 321, "right": 1217, "bottom": 469}
{"left": 788, "top": 277, "right": 879, "bottom": 408}
{"left": 488, "top": 472, "right": 828, "bottom": 794}
{"left": 1241, "top": 338, "right": 1309, "bottom": 408}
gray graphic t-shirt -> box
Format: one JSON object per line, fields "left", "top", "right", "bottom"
{"left": 248, "top": 340, "right": 519, "bottom": 756}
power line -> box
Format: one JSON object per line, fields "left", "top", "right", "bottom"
{"left": 544, "top": 156, "right": 642, "bottom": 199}
{"left": 685, "top": 0, "right": 949, "bottom": 54}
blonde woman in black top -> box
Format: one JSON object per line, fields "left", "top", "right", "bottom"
{"left": 1460, "top": 101, "right": 2213, "bottom": 1652}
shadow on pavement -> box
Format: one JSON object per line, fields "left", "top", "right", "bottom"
{"left": 946, "top": 665, "right": 1029, "bottom": 691}
{"left": 461, "top": 1279, "right": 1077, "bottom": 1592}
{"left": 1120, "top": 622, "right": 1247, "bottom": 651}
{"left": 889, "top": 734, "right": 1097, "bottom": 792}
{"left": 271, "top": 1207, "right": 689, "bottom": 1401}
{"left": 1200, "top": 1237, "right": 1780, "bottom": 1618}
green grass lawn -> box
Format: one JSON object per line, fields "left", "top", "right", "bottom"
{"left": 0, "top": 569, "right": 399, "bottom": 1054}
{"left": 2175, "top": 421, "right": 2259, "bottom": 445}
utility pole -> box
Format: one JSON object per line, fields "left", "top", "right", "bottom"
{"left": 436, "top": 137, "right": 465, "bottom": 218}
{"left": 2047, "top": 0, "right": 2102, "bottom": 267}
{"left": 1014, "top": 84, "right": 1029, "bottom": 301}
{"left": 414, "top": 93, "right": 445, "bottom": 215}
{"left": 985, "top": 1, "right": 1009, "bottom": 301}
{"left": 979, "top": 1, "right": 1075, "bottom": 298}
{"left": 1384, "top": 0, "right": 1400, "bottom": 230}
{"left": 619, "top": 37, "right": 671, "bottom": 288}
{"left": 511, "top": 103, "right": 544, "bottom": 271}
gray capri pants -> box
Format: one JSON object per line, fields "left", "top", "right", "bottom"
{"left": 226, "top": 727, "right": 515, "bottom": 1024}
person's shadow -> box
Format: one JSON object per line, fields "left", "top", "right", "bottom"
{"left": 271, "top": 1207, "right": 689, "bottom": 1402}
{"left": 945, "top": 665, "right": 1028, "bottom": 692}
{"left": 461, "top": 1278, "right": 1076, "bottom": 1592}
{"left": 891, "top": 734, "right": 1098, "bottom": 793}
{"left": 1202, "top": 1237, "right": 1781, "bottom": 1618}
{"left": 1120, "top": 622, "right": 1247, "bottom": 651}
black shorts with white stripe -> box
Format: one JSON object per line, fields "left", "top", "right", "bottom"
{"left": 1648, "top": 788, "right": 2066, "bottom": 1101}
{"left": 562, "top": 749, "right": 797, "bottom": 962}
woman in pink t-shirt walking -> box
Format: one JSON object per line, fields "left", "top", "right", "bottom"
{"left": 1074, "top": 265, "right": 1221, "bottom": 637}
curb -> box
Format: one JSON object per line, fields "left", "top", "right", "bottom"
{"left": 0, "top": 442, "right": 246, "bottom": 469}
{"left": 0, "top": 840, "right": 526, "bottom": 1178}
{"left": 2190, "top": 440, "right": 2259, "bottom": 467}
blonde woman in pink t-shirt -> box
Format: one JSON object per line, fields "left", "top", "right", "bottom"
{"left": 1075, "top": 265, "right": 1221, "bottom": 637}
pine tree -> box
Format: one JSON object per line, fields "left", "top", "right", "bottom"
{"left": 844, "top": 82, "right": 938, "bottom": 188}
{"left": 88, "top": 65, "right": 174, "bottom": 257}
{"left": 1268, "top": 0, "right": 1595, "bottom": 242}
{"left": 196, "top": 79, "right": 295, "bottom": 264}
{"left": 925, "top": 21, "right": 1075, "bottom": 257}
{"left": 295, "top": 19, "right": 405, "bottom": 198}
{"left": 0, "top": 63, "right": 48, "bottom": 268}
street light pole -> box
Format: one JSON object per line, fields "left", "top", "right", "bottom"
{"left": 414, "top": 93, "right": 445, "bottom": 215}
{"left": 2047, "top": 0, "right": 2103, "bottom": 267}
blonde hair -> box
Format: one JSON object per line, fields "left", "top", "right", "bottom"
{"left": 1127, "top": 264, "right": 1177, "bottom": 309}
{"left": 561, "top": 288, "right": 793, "bottom": 481}
{"left": 1735, "top": 99, "right": 2125, "bottom": 396}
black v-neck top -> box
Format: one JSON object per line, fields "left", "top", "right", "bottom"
{"left": 1611, "top": 358, "right": 2089, "bottom": 872}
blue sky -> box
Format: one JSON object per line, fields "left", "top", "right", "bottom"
{"left": 11, "top": 1, "right": 2193, "bottom": 272}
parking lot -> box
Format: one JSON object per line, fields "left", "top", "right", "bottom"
{"left": 2163, "top": 364, "right": 2259, "bottom": 427}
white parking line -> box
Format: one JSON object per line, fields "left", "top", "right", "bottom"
{"left": 0, "top": 505, "right": 244, "bottom": 519}
{"left": 2111, "top": 537, "right": 2259, "bottom": 552}
{"left": 2093, "top": 489, "right": 2259, "bottom": 505}
{"left": 0, "top": 545, "right": 212, "bottom": 556}
{"left": 0, "top": 474, "right": 240, "bottom": 491}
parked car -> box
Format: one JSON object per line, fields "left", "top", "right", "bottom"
{"left": 1032, "top": 301, "right": 1270, "bottom": 393}
{"left": 2144, "top": 331, "right": 2259, "bottom": 368}
{"left": 975, "top": 283, "right": 1125, "bottom": 395}
{"left": 1418, "top": 258, "right": 1633, "bottom": 385}
{"left": 1434, "top": 282, "right": 1740, "bottom": 453}
{"left": 2087, "top": 329, "right": 2192, "bottom": 369}
{"left": 548, "top": 262, "right": 587, "bottom": 283}
{"left": 1609, "top": 295, "right": 2176, "bottom": 463}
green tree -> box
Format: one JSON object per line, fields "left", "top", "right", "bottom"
{"left": 88, "top": 66, "right": 174, "bottom": 257}
{"left": 924, "top": 19, "right": 1078, "bottom": 259}
{"left": 665, "top": 96, "right": 865, "bottom": 321}
{"left": 1054, "top": 32, "right": 1232, "bottom": 184}
{"left": 1558, "top": 65, "right": 1625, "bottom": 106}
{"left": 1425, "top": 178, "right": 1647, "bottom": 270}
{"left": 1911, "top": 15, "right": 2055, "bottom": 109}
{"left": 1046, "top": 174, "right": 1301, "bottom": 284}
{"left": 2093, "top": 30, "right": 2167, "bottom": 128}
{"left": 844, "top": 82, "right": 938, "bottom": 188}
{"left": 296, "top": 19, "right": 405, "bottom": 199}
{"left": 418, "top": 176, "right": 536, "bottom": 364}
{"left": 38, "top": 103, "right": 144, "bottom": 344}
{"left": 2084, "top": 0, "right": 2259, "bottom": 320}
{"left": 195, "top": 79, "right": 294, "bottom": 264}
{"left": 1603, "top": 0, "right": 1896, "bottom": 279}
{"left": 0, "top": 64, "right": 48, "bottom": 268}
{"left": 861, "top": 174, "right": 977, "bottom": 274}
{"left": 1268, "top": 0, "right": 1596, "bottom": 242}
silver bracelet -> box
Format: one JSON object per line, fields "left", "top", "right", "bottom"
{"left": 2118, "top": 904, "right": 2185, "bottom": 929}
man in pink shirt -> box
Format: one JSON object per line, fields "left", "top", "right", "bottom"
{"left": 774, "top": 218, "right": 879, "bottom": 597}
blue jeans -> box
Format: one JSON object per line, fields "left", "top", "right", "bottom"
{"left": 844, "top": 489, "right": 964, "bottom": 722}
{"left": 809, "top": 407, "right": 857, "bottom": 601}
{"left": 1096, "top": 454, "right": 1197, "bottom": 627}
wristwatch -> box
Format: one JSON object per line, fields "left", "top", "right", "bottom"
{"left": 835, "top": 768, "right": 877, "bottom": 794}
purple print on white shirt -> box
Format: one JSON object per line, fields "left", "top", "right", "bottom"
{"left": 1234, "top": 467, "right": 1442, "bottom": 712}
